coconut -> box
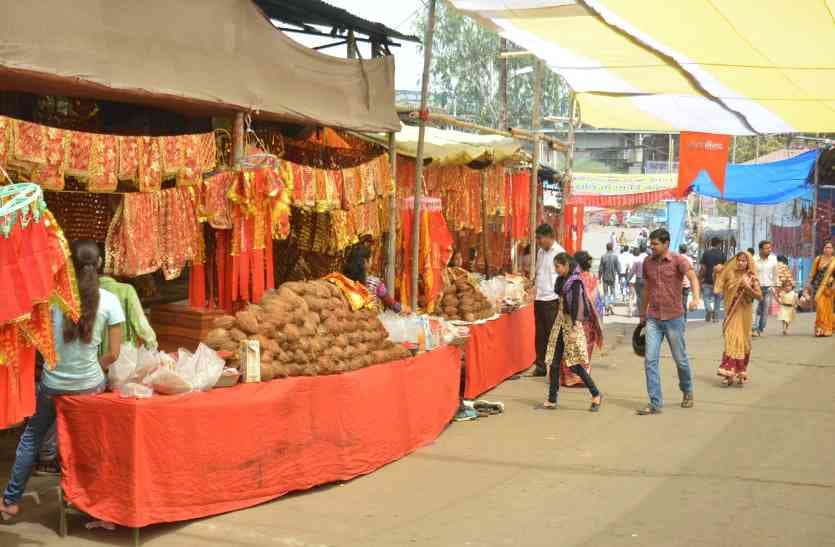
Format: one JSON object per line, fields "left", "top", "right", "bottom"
{"left": 229, "top": 328, "right": 247, "bottom": 342}
{"left": 212, "top": 315, "right": 237, "bottom": 329}
{"left": 260, "top": 362, "right": 276, "bottom": 381}
{"left": 235, "top": 310, "right": 259, "bottom": 334}
{"left": 205, "top": 328, "right": 230, "bottom": 348}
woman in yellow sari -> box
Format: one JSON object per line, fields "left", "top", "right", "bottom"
{"left": 806, "top": 240, "right": 835, "bottom": 337}
{"left": 714, "top": 251, "right": 763, "bottom": 387}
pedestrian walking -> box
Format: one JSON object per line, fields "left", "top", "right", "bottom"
{"left": 636, "top": 229, "right": 701, "bottom": 415}
{"left": 629, "top": 245, "right": 648, "bottom": 317}
{"left": 714, "top": 251, "right": 762, "bottom": 386}
{"left": 699, "top": 237, "right": 726, "bottom": 322}
{"left": 531, "top": 224, "right": 564, "bottom": 376}
{"left": 598, "top": 243, "right": 620, "bottom": 316}
{"left": 618, "top": 246, "right": 633, "bottom": 301}
{"left": 806, "top": 240, "right": 835, "bottom": 338}
{"left": 539, "top": 253, "right": 604, "bottom": 411}
{"left": 752, "top": 240, "right": 778, "bottom": 337}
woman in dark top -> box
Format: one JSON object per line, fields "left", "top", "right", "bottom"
{"left": 539, "top": 253, "right": 604, "bottom": 411}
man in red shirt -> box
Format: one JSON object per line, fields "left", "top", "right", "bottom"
{"left": 637, "top": 228, "right": 702, "bottom": 415}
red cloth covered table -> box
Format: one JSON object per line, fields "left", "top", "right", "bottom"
{"left": 463, "top": 305, "right": 535, "bottom": 399}
{"left": 55, "top": 346, "right": 461, "bottom": 528}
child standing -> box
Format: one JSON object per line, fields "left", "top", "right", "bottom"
{"left": 778, "top": 279, "right": 797, "bottom": 335}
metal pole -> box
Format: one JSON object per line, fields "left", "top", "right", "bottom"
{"left": 411, "top": 0, "right": 437, "bottom": 310}
{"left": 812, "top": 147, "right": 820, "bottom": 256}
{"left": 527, "top": 60, "right": 544, "bottom": 281}
{"left": 232, "top": 112, "right": 245, "bottom": 166}
{"left": 386, "top": 132, "right": 397, "bottom": 293}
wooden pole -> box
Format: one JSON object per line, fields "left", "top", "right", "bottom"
{"left": 812, "top": 147, "right": 820, "bottom": 256}
{"left": 561, "top": 91, "right": 576, "bottom": 250}
{"left": 480, "top": 169, "right": 490, "bottom": 278}
{"left": 347, "top": 31, "right": 357, "bottom": 59}
{"left": 232, "top": 112, "right": 245, "bottom": 166}
{"left": 411, "top": 0, "right": 437, "bottom": 311}
{"left": 386, "top": 132, "right": 397, "bottom": 293}
{"left": 499, "top": 38, "right": 508, "bottom": 131}
{"left": 528, "top": 60, "right": 543, "bottom": 281}
{"left": 394, "top": 107, "right": 568, "bottom": 151}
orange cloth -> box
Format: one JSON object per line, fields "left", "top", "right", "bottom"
{"left": 463, "top": 306, "right": 535, "bottom": 399}
{"left": 55, "top": 346, "right": 462, "bottom": 528}
{"left": 323, "top": 272, "right": 375, "bottom": 311}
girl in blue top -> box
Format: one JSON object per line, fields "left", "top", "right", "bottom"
{"left": 2, "top": 241, "right": 124, "bottom": 519}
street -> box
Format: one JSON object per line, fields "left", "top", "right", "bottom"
{"left": 2, "top": 313, "right": 833, "bottom": 547}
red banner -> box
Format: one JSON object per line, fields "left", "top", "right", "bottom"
{"left": 677, "top": 132, "right": 731, "bottom": 197}
{"left": 567, "top": 188, "right": 678, "bottom": 208}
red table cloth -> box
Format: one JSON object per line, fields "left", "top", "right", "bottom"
{"left": 464, "top": 306, "right": 535, "bottom": 399}
{"left": 55, "top": 346, "right": 461, "bottom": 528}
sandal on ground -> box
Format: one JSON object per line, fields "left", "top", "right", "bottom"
{"left": 681, "top": 393, "right": 695, "bottom": 408}
{"left": 589, "top": 394, "right": 604, "bottom": 412}
{"left": 535, "top": 402, "right": 558, "bottom": 410}
{"left": 636, "top": 406, "right": 662, "bottom": 415}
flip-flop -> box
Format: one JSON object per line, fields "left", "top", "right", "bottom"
{"left": 589, "top": 394, "right": 604, "bottom": 412}
{"left": 534, "top": 403, "right": 558, "bottom": 411}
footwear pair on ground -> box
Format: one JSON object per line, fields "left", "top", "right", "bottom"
{"left": 536, "top": 394, "right": 603, "bottom": 412}
{"left": 636, "top": 392, "right": 693, "bottom": 415}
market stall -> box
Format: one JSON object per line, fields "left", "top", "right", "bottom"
{"left": 55, "top": 345, "right": 461, "bottom": 528}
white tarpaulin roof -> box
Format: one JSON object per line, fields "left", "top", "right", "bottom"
{"left": 450, "top": 1, "right": 835, "bottom": 134}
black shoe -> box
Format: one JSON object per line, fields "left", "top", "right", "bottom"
{"left": 531, "top": 368, "right": 547, "bottom": 377}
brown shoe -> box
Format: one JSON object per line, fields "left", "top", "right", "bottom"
{"left": 681, "top": 392, "right": 694, "bottom": 408}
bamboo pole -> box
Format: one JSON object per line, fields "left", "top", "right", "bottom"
{"left": 499, "top": 38, "right": 508, "bottom": 131}
{"left": 562, "top": 91, "right": 576, "bottom": 251}
{"left": 480, "top": 169, "right": 490, "bottom": 278}
{"left": 386, "top": 132, "right": 398, "bottom": 293}
{"left": 395, "top": 107, "right": 568, "bottom": 151}
{"left": 528, "top": 60, "right": 543, "bottom": 281}
{"left": 411, "top": 0, "right": 437, "bottom": 311}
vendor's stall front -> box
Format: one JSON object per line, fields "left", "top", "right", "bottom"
{"left": 55, "top": 345, "right": 461, "bottom": 528}
{"left": 463, "top": 305, "right": 535, "bottom": 400}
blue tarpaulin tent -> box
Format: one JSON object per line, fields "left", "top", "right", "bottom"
{"left": 692, "top": 150, "right": 818, "bottom": 204}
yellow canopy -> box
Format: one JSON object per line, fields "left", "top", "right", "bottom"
{"left": 450, "top": 1, "right": 835, "bottom": 134}
{"left": 366, "top": 125, "right": 526, "bottom": 166}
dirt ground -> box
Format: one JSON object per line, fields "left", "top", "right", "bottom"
{"left": 2, "top": 313, "right": 834, "bottom": 547}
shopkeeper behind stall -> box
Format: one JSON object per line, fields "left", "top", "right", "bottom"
{"left": 343, "top": 246, "right": 410, "bottom": 314}
{"left": 2, "top": 241, "right": 124, "bottom": 519}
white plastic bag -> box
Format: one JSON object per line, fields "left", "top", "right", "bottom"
{"left": 108, "top": 343, "right": 139, "bottom": 390}
{"left": 183, "top": 343, "right": 224, "bottom": 391}
{"left": 144, "top": 367, "right": 192, "bottom": 395}
{"left": 117, "top": 382, "right": 153, "bottom": 399}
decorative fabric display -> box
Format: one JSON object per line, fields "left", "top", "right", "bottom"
{"left": 0, "top": 115, "right": 216, "bottom": 193}
{"left": 105, "top": 186, "right": 200, "bottom": 280}
{"left": 0, "top": 185, "right": 79, "bottom": 428}
{"left": 191, "top": 166, "right": 292, "bottom": 311}
{"left": 287, "top": 154, "right": 391, "bottom": 213}
{"left": 399, "top": 196, "right": 454, "bottom": 312}
{"left": 44, "top": 191, "right": 118, "bottom": 243}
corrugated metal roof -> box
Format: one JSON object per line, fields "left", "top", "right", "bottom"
{"left": 256, "top": 0, "right": 421, "bottom": 43}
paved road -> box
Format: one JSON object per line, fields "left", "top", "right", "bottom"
{"left": 2, "top": 313, "right": 833, "bottom": 547}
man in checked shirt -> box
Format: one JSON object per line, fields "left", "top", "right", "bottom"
{"left": 636, "top": 228, "right": 701, "bottom": 415}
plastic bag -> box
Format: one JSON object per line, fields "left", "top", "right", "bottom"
{"left": 117, "top": 382, "right": 153, "bottom": 399}
{"left": 108, "top": 343, "right": 139, "bottom": 389}
{"left": 182, "top": 343, "right": 224, "bottom": 391}
{"left": 144, "top": 367, "right": 192, "bottom": 395}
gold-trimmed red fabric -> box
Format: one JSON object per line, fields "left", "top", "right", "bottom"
{"left": 65, "top": 131, "right": 93, "bottom": 177}
{"left": 138, "top": 137, "right": 163, "bottom": 192}
{"left": 11, "top": 119, "right": 46, "bottom": 165}
{"left": 88, "top": 134, "right": 119, "bottom": 192}
{"left": 32, "top": 127, "right": 68, "bottom": 191}
{"left": 118, "top": 136, "right": 140, "bottom": 181}
{"left": 0, "top": 116, "right": 11, "bottom": 167}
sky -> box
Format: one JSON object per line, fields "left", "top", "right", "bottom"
{"left": 287, "top": 0, "right": 426, "bottom": 92}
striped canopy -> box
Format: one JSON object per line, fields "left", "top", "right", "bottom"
{"left": 450, "top": 1, "right": 835, "bottom": 134}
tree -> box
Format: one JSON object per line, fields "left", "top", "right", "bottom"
{"left": 414, "top": 1, "right": 567, "bottom": 130}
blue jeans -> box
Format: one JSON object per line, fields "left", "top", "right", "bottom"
{"left": 3, "top": 381, "right": 105, "bottom": 504}
{"left": 702, "top": 284, "right": 721, "bottom": 316}
{"left": 755, "top": 289, "right": 772, "bottom": 334}
{"left": 644, "top": 316, "right": 693, "bottom": 409}
{"left": 603, "top": 281, "right": 616, "bottom": 307}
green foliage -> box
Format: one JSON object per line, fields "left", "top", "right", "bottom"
{"left": 730, "top": 135, "right": 791, "bottom": 164}
{"left": 414, "top": 1, "right": 567, "bottom": 129}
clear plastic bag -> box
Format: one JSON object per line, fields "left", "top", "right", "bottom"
{"left": 117, "top": 382, "right": 153, "bottom": 399}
